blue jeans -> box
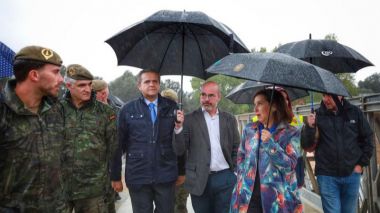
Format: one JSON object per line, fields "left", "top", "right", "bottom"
{"left": 191, "top": 169, "right": 236, "bottom": 213}
{"left": 317, "top": 172, "right": 361, "bottom": 213}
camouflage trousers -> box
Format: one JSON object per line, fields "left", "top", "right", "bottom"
{"left": 175, "top": 184, "right": 189, "bottom": 213}
{"left": 67, "top": 195, "right": 115, "bottom": 213}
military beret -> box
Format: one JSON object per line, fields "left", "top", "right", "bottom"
{"left": 14, "top": 45, "right": 62, "bottom": 66}
{"left": 92, "top": 79, "right": 108, "bottom": 91}
{"left": 161, "top": 89, "right": 178, "bottom": 102}
{"left": 66, "top": 64, "right": 94, "bottom": 80}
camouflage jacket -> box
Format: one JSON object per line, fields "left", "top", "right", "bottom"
{"left": 0, "top": 80, "right": 66, "bottom": 212}
{"left": 61, "top": 91, "right": 117, "bottom": 200}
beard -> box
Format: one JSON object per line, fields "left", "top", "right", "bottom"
{"left": 201, "top": 102, "right": 218, "bottom": 112}
{"left": 41, "top": 84, "right": 59, "bottom": 97}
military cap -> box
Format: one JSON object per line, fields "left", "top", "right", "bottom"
{"left": 92, "top": 79, "right": 108, "bottom": 91}
{"left": 66, "top": 64, "right": 94, "bottom": 80}
{"left": 161, "top": 89, "right": 178, "bottom": 102}
{"left": 14, "top": 45, "right": 62, "bottom": 66}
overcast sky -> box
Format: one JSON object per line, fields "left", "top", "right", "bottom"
{"left": 1, "top": 0, "right": 379, "bottom": 91}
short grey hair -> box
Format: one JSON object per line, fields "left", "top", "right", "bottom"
{"left": 64, "top": 75, "right": 76, "bottom": 84}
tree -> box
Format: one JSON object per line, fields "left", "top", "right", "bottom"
{"left": 161, "top": 78, "right": 197, "bottom": 112}
{"left": 358, "top": 73, "right": 380, "bottom": 93}
{"left": 324, "top": 33, "right": 338, "bottom": 40}
{"left": 109, "top": 70, "right": 139, "bottom": 102}
{"left": 189, "top": 76, "right": 250, "bottom": 115}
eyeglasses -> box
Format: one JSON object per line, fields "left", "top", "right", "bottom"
{"left": 200, "top": 93, "right": 216, "bottom": 99}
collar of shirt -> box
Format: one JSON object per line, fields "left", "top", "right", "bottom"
{"left": 144, "top": 98, "right": 158, "bottom": 112}
{"left": 201, "top": 107, "right": 219, "bottom": 119}
{"left": 144, "top": 98, "right": 158, "bottom": 106}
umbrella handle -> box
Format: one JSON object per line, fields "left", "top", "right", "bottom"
{"left": 174, "top": 103, "right": 182, "bottom": 123}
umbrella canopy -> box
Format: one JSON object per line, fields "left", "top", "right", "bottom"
{"left": 206, "top": 52, "right": 350, "bottom": 97}
{"left": 105, "top": 10, "right": 249, "bottom": 79}
{"left": 275, "top": 39, "right": 373, "bottom": 73}
{"left": 0, "top": 41, "right": 15, "bottom": 78}
{"left": 227, "top": 81, "right": 309, "bottom": 104}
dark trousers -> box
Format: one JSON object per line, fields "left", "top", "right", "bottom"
{"left": 128, "top": 182, "right": 176, "bottom": 213}
{"left": 190, "top": 169, "right": 236, "bottom": 213}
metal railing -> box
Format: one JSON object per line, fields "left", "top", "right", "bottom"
{"left": 235, "top": 93, "right": 380, "bottom": 213}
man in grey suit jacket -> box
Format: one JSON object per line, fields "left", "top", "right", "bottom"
{"left": 174, "top": 81, "right": 240, "bottom": 213}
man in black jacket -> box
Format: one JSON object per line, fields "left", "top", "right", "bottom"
{"left": 111, "top": 69, "right": 178, "bottom": 213}
{"left": 301, "top": 94, "right": 373, "bottom": 213}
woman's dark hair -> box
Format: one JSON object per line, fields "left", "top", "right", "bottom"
{"left": 13, "top": 59, "right": 46, "bottom": 82}
{"left": 253, "top": 89, "right": 293, "bottom": 123}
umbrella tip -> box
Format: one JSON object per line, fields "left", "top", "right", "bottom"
{"left": 309, "top": 33, "right": 312, "bottom": 39}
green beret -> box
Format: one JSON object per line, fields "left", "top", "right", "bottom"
{"left": 66, "top": 64, "right": 94, "bottom": 80}
{"left": 14, "top": 45, "right": 62, "bottom": 66}
{"left": 92, "top": 79, "right": 108, "bottom": 91}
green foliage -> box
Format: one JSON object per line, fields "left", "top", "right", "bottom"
{"left": 109, "top": 70, "right": 139, "bottom": 102}
{"left": 251, "top": 47, "right": 267, "bottom": 53}
{"left": 161, "top": 79, "right": 197, "bottom": 112}
{"left": 324, "top": 33, "right": 338, "bottom": 41}
{"left": 190, "top": 75, "right": 251, "bottom": 114}
{"left": 358, "top": 73, "right": 380, "bottom": 93}
{"left": 336, "top": 73, "right": 359, "bottom": 96}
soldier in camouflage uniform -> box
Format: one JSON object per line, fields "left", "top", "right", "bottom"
{"left": 92, "top": 79, "right": 122, "bottom": 112}
{"left": 61, "top": 64, "right": 117, "bottom": 213}
{"left": 92, "top": 79, "right": 122, "bottom": 210}
{"left": 0, "top": 46, "right": 66, "bottom": 212}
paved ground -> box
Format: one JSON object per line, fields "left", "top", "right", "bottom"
{"left": 115, "top": 190, "right": 194, "bottom": 213}
{"left": 115, "top": 163, "right": 320, "bottom": 212}
{"left": 115, "top": 190, "right": 321, "bottom": 213}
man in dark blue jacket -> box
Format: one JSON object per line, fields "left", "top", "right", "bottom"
{"left": 301, "top": 94, "right": 373, "bottom": 213}
{"left": 111, "top": 69, "right": 178, "bottom": 213}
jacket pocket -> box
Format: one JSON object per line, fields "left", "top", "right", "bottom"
{"left": 126, "top": 152, "right": 145, "bottom": 174}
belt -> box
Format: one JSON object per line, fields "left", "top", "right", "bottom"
{"left": 209, "top": 168, "right": 229, "bottom": 175}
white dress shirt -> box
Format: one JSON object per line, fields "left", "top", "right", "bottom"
{"left": 202, "top": 108, "right": 229, "bottom": 172}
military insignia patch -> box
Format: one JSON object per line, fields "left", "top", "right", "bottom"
{"left": 68, "top": 67, "right": 76, "bottom": 76}
{"left": 41, "top": 48, "right": 54, "bottom": 60}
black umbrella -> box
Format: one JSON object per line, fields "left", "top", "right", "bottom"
{"left": 206, "top": 52, "right": 350, "bottom": 97}
{"left": 105, "top": 10, "right": 250, "bottom": 105}
{"left": 275, "top": 38, "right": 374, "bottom": 74}
{"left": 227, "top": 81, "right": 309, "bottom": 104}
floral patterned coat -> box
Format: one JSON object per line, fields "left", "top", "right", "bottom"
{"left": 230, "top": 121, "right": 303, "bottom": 213}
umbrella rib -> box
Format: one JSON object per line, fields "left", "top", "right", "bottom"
{"left": 186, "top": 24, "right": 206, "bottom": 72}
{"left": 157, "top": 24, "right": 183, "bottom": 72}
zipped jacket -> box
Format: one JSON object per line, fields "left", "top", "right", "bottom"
{"left": 0, "top": 80, "right": 65, "bottom": 212}
{"left": 301, "top": 99, "right": 373, "bottom": 177}
{"left": 61, "top": 91, "right": 117, "bottom": 200}
{"left": 111, "top": 95, "right": 178, "bottom": 186}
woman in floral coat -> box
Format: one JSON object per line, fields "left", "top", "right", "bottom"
{"left": 230, "top": 89, "right": 303, "bottom": 213}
